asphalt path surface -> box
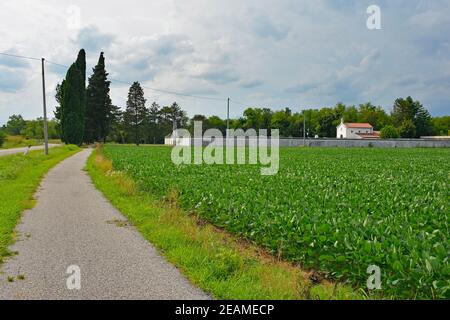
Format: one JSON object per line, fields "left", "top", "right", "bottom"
{"left": 0, "top": 149, "right": 209, "bottom": 300}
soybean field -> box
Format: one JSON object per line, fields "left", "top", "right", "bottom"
{"left": 103, "top": 145, "right": 449, "bottom": 299}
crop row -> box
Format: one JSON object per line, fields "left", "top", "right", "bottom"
{"left": 103, "top": 145, "right": 449, "bottom": 299}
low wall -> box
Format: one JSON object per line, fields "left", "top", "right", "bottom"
{"left": 166, "top": 137, "right": 450, "bottom": 148}
{"left": 302, "top": 138, "right": 450, "bottom": 148}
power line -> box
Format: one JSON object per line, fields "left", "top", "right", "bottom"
{"left": 1, "top": 51, "right": 263, "bottom": 109}
{"left": 45, "top": 60, "right": 228, "bottom": 102}
{"left": 0, "top": 52, "right": 41, "bottom": 61}
{"left": 110, "top": 78, "right": 226, "bottom": 102}
{"left": 229, "top": 99, "right": 254, "bottom": 108}
{"left": 45, "top": 60, "right": 70, "bottom": 68}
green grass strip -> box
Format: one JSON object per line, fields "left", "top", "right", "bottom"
{"left": 0, "top": 145, "right": 80, "bottom": 262}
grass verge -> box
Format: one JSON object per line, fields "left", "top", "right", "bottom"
{"left": 0, "top": 145, "right": 80, "bottom": 263}
{"left": 0, "top": 135, "right": 61, "bottom": 149}
{"left": 87, "top": 147, "right": 363, "bottom": 300}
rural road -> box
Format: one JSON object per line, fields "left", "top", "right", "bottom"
{"left": 0, "top": 144, "right": 60, "bottom": 157}
{"left": 0, "top": 149, "right": 209, "bottom": 300}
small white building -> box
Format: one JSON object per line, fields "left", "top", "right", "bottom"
{"left": 337, "top": 119, "right": 380, "bottom": 139}
{"left": 164, "top": 132, "right": 192, "bottom": 146}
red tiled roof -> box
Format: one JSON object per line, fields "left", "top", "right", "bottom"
{"left": 357, "top": 132, "right": 380, "bottom": 139}
{"left": 344, "top": 123, "right": 373, "bottom": 129}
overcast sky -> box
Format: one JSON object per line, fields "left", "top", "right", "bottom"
{"left": 0, "top": 0, "right": 449, "bottom": 125}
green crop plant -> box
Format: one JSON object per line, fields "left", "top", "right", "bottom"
{"left": 102, "top": 145, "right": 449, "bottom": 299}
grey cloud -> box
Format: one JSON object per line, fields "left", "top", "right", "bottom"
{"left": 285, "top": 82, "right": 319, "bottom": 94}
{"left": 251, "top": 14, "right": 289, "bottom": 41}
{"left": 0, "top": 67, "right": 27, "bottom": 92}
{"left": 240, "top": 79, "right": 264, "bottom": 89}
{"left": 0, "top": 54, "right": 30, "bottom": 69}
{"left": 423, "top": 74, "right": 450, "bottom": 87}
{"left": 153, "top": 34, "right": 193, "bottom": 57}
{"left": 286, "top": 50, "right": 380, "bottom": 98}
{"left": 183, "top": 87, "right": 220, "bottom": 96}
{"left": 193, "top": 68, "right": 239, "bottom": 85}
{"left": 109, "top": 33, "right": 194, "bottom": 82}
{"left": 393, "top": 76, "right": 420, "bottom": 87}
{"left": 73, "top": 25, "right": 115, "bottom": 52}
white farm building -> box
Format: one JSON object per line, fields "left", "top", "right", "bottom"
{"left": 336, "top": 119, "right": 380, "bottom": 139}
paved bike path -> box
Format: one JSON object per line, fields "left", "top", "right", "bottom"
{"left": 0, "top": 149, "right": 209, "bottom": 300}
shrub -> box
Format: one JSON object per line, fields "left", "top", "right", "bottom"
{"left": 380, "top": 125, "right": 399, "bottom": 139}
{"left": 0, "top": 131, "right": 6, "bottom": 147}
{"left": 398, "top": 120, "right": 417, "bottom": 138}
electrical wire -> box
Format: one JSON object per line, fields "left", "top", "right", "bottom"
{"left": 1, "top": 51, "right": 261, "bottom": 110}
{"left": 0, "top": 52, "right": 41, "bottom": 61}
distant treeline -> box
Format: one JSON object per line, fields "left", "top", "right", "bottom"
{"left": 105, "top": 95, "right": 449, "bottom": 142}
{"left": 1, "top": 114, "right": 60, "bottom": 139}
{"left": 2, "top": 99, "right": 448, "bottom": 145}
{"left": 188, "top": 99, "right": 449, "bottom": 139}
{"left": 1, "top": 49, "right": 449, "bottom": 145}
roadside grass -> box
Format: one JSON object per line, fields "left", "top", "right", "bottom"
{"left": 1, "top": 135, "right": 61, "bottom": 149}
{"left": 87, "top": 148, "right": 364, "bottom": 300}
{"left": 0, "top": 145, "right": 80, "bottom": 263}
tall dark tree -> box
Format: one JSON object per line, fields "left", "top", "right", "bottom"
{"left": 391, "top": 97, "right": 432, "bottom": 138}
{"left": 147, "top": 102, "right": 162, "bottom": 144}
{"left": 54, "top": 81, "right": 66, "bottom": 140}
{"left": 107, "top": 104, "right": 125, "bottom": 143}
{"left": 123, "top": 82, "right": 147, "bottom": 145}
{"left": 160, "top": 102, "right": 187, "bottom": 127}
{"left": 58, "top": 49, "right": 85, "bottom": 145}
{"left": 75, "top": 49, "right": 86, "bottom": 86}
{"left": 54, "top": 81, "right": 65, "bottom": 121}
{"left": 61, "top": 63, "right": 84, "bottom": 145}
{"left": 84, "top": 52, "right": 112, "bottom": 143}
{"left": 75, "top": 49, "right": 86, "bottom": 127}
{"left": 159, "top": 102, "right": 188, "bottom": 139}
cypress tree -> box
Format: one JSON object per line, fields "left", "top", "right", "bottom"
{"left": 61, "top": 64, "right": 83, "bottom": 145}
{"left": 54, "top": 80, "right": 66, "bottom": 142}
{"left": 60, "top": 49, "right": 86, "bottom": 145}
{"left": 123, "top": 82, "right": 147, "bottom": 145}
{"left": 84, "top": 52, "right": 111, "bottom": 143}
{"left": 76, "top": 49, "right": 86, "bottom": 129}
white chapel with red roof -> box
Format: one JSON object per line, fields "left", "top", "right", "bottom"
{"left": 336, "top": 118, "right": 381, "bottom": 139}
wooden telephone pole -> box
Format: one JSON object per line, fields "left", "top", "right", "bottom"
{"left": 41, "top": 58, "right": 49, "bottom": 155}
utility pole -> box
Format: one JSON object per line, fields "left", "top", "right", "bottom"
{"left": 303, "top": 109, "right": 306, "bottom": 147}
{"left": 227, "top": 98, "right": 230, "bottom": 138}
{"left": 41, "top": 58, "right": 49, "bottom": 155}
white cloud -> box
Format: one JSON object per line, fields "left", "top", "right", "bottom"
{"left": 0, "top": 0, "right": 449, "bottom": 125}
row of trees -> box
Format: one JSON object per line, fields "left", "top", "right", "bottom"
{"left": 2, "top": 98, "right": 449, "bottom": 146}
{"left": 0, "top": 114, "right": 59, "bottom": 147}
{"left": 110, "top": 81, "right": 188, "bottom": 144}
{"left": 183, "top": 97, "right": 443, "bottom": 139}
{"left": 1, "top": 114, "right": 60, "bottom": 139}
{"left": 55, "top": 50, "right": 115, "bottom": 145}
{"left": 53, "top": 50, "right": 187, "bottom": 145}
